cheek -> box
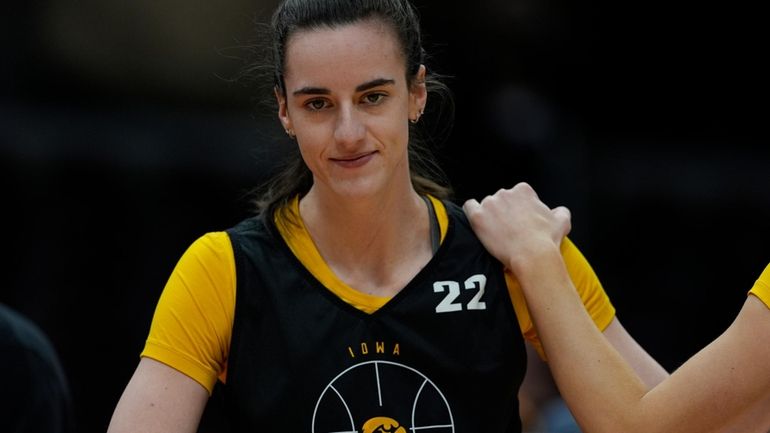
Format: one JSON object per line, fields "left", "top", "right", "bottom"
{"left": 395, "top": 120, "right": 411, "bottom": 153}
{"left": 374, "top": 113, "right": 410, "bottom": 147}
{"left": 294, "top": 121, "right": 329, "bottom": 157}
{"left": 297, "top": 140, "right": 321, "bottom": 166}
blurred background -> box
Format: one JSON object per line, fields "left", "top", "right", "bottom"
{"left": 2, "top": 0, "right": 768, "bottom": 432}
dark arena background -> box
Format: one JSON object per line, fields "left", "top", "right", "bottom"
{"left": 2, "top": 1, "right": 768, "bottom": 432}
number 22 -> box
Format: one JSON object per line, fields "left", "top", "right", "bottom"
{"left": 434, "top": 274, "right": 487, "bottom": 313}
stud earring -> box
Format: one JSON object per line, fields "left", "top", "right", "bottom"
{"left": 410, "top": 109, "right": 424, "bottom": 124}
{"left": 285, "top": 128, "right": 295, "bottom": 139}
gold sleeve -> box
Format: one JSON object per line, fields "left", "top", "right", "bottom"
{"left": 748, "top": 263, "right": 770, "bottom": 309}
{"left": 507, "top": 237, "right": 616, "bottom": 360}
{"left": 140, "top": 232, "right": 236, "bottom": 394}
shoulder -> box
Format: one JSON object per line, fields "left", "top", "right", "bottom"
{"left": 223, "top": 213, "right": 278, "bottom": 256}
{"left": 440, "top": 199, "right": 466, "bottom": 219}
{"left": 439, "top": 199, "right": 472, "bottom": 232}
{"left": 227, "top": 214, "right": 269, "bottom": 238}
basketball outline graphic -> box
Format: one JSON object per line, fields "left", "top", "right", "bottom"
{"left": 311, "top": 360, "right": 455, "bottom": 433}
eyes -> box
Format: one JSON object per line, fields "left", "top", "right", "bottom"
{"left": 302, "top": 92, "right": 388, "bottom": 112}
{"left": 306, "top": 99, "right": 328, "bottom": 111}
{"left": 363, "top": 92, "right": 386, "bottom": 105}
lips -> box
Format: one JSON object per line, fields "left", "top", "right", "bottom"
{"left": 330, "top": 151, "right": 377, "bottom": 168}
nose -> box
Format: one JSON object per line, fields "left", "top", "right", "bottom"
{"left": 333, "top": 103, "right": 366, "bottom": 149}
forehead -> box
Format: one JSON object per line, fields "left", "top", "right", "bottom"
{"left": 283, "top": 19, "right": 406, "bottom": 87}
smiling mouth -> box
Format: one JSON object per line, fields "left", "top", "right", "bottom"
{"left": 330, "top": 151, "right": 377, "bottom": 167}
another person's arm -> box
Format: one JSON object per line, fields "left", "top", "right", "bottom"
{"left": 601, "top": 316, "right": 668, "bottom": 388}
{"left": 464, "top": 183, "right": 770, "bottom": 433}
{"left": 513, "top": 239, "right": 668, "bottom": 389}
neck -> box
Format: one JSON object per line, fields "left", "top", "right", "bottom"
{"left": 298, "top": 185, "right": 433, "bottom": 296}
{"left": 300, "top": 183, "right": 426, "bottom": 253}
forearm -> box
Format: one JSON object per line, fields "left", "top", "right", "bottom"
{"left": 463, "top": 184, "right": 770, "bottom": 432}
{"left": 510, "top": 249, "right": 766, "bottom": 433}
{"left": 600, "top": 318, "right": 669, "bottom": 389}
{"left": 511, "top": 248, "right": 650, "bottom": 432}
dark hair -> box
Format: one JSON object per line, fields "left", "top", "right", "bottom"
{"left": 253, "top": 0, "right": 454, "bottom": 221}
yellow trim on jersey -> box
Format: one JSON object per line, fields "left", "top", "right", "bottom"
{"left": 141, "top": 232, "right": 235, "bottom": 394}
{"left": 749, "top": 263, "right": 770, "bottom": 309}
{"left": 430, "top": 194, "right": 449, "bottom": 244}
{"left": 275, "top": 195, "right": 448, "bottom": 314}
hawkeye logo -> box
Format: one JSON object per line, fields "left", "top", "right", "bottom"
{"left": 362, "top": 417, "right": 406, "bottom": 433}
{"left": 311, "top": 360, "right": 455, "bottom": 433}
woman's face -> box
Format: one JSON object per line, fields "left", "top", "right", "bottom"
{"left": 276, "top": 19, "right": 426, "bottom": 200}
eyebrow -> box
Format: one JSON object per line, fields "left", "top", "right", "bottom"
{"left": 291, "top": 78, "right": 396, "bottom": 96}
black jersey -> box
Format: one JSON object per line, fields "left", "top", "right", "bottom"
{"left": 223, "top": 202, "right": 527, "bottom": 433}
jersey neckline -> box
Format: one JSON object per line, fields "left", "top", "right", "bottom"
{"left": 270, "top": 195, "right": 451, "bottom": 315}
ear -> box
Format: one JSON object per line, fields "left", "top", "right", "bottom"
{"left": 275, "top": 86, "right": 293, "bottom": 134}
{"left": 409, "top": 65, "right": 428, "bottom": 120}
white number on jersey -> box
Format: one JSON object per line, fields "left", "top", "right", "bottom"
{"left": 433, "top": 274, "right": 487, "bottom": 313}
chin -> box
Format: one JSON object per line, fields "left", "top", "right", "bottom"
{"left": 327, "top": 174, "right": 393, "bottom": 200}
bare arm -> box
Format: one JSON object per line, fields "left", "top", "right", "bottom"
{"left": 464, "top": 183, "right": 770, "bottom": 433}
{"left": 602, "top": 317, "right": 669, "bottom": 389}
{"left": 107, "top": 357, "right": 209, "bottom": 433}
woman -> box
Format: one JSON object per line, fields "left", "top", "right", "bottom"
{"left": 106, "top": 1, "right": 667, "bottom": 432}
{"left": 465, "top": 182, "right": 770, "bottom": 432}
